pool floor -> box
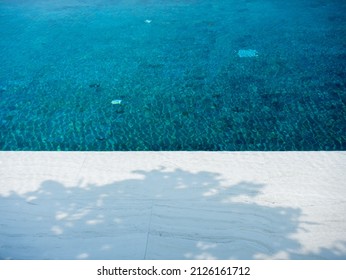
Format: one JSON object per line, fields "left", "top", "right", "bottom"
{"left": 0, "top": 0, "right": 345, "bottom": 150}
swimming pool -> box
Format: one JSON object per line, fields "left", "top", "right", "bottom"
{"left": 1, "top": 0, "right": 345, "bottom": 150}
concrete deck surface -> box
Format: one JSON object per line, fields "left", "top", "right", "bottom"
{"left": 0, "top": 152, "right": 345, "bottom": 259}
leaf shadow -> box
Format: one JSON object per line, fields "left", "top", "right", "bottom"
{"left": 0, "top": 167, "right": 345, "bottom": 259}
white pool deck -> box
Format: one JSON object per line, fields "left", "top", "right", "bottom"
{"left": 0, "top": 152, "right": 345, "bottom": 260}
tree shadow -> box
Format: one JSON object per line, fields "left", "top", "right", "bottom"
{"left": 0, "top": 167, "right": 345, "bottom": 259}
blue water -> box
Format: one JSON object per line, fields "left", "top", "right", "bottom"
{"left": 0, "top": 0, "right": 345, "bottom": 150}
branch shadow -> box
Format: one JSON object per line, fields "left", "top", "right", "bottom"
{"left": 0, "top": 167, "right": 345, "bottom": 259}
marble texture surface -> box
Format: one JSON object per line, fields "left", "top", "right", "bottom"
{"left": 0, "top": 152, "right": 345, "bottom": 259}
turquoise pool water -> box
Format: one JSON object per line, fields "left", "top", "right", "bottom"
{"left": 0, "top": 0, "right": 345, "bottom": 150}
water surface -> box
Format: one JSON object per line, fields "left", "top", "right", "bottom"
{"left": 0, "top": 0, "right": 345, "bottom": 150}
